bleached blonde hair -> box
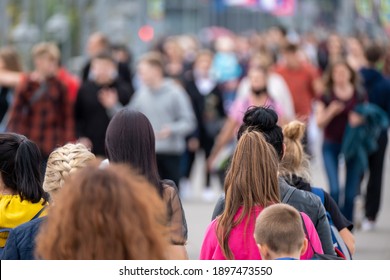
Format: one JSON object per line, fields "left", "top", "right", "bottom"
{"left": 43, "top": 143, "right": 95, "bottom": 196}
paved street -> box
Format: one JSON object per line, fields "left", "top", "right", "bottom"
{"left": 182, "top": 132, "right": 390, "bottom": 260}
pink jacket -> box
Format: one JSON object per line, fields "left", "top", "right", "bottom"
{"left": 200, "top": 206, "right": 323, "bottom": 260}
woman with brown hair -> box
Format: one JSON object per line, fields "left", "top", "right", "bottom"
{"left": 279, "top": 121, "right": 355, "bottom": 256}
{"left": 200, "top": 130, "right": 323, "bottom": 260}
{"left": 316, "top": 60, "right": 365, "bottom": 221}
{"left": 35, "top": 163, "right": 170, "bottom": 260}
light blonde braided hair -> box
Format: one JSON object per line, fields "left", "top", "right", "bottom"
{"left": 43, "top": 143, "right": 95, "bottom": 196}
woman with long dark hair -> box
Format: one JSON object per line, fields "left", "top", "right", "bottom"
{"left": 0, "top": 133, "right": 48, "bottom": 252}
{"left": 105, "top": 109, "right": 188, "bottom": 258}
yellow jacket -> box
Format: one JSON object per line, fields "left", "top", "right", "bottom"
{"left": 0, "top": 194, "right": 48, "bottom": 247}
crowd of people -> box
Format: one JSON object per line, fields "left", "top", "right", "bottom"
{"left": 0, "top": 24, "right": 389, "bottom": 259}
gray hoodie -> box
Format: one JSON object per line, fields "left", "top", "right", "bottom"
{"left": 129, "top": 79, "right": 196, "bottom": 155}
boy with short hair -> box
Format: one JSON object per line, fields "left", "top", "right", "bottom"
{"left": 254, "top": 203, "right": 308, "bottom": 260}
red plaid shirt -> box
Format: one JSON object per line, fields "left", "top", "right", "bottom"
{"left": 7, "top": 74, "right": 75, "bottom": 158}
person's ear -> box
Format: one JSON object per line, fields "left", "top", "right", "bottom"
{"left": 258, "top": 243, "right": 271, "bottom": 260}
{"left": 300, "top": 238, "right": 309, "bottom": 256}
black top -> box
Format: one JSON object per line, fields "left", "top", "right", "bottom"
{"left": 75, "top": 79, "right": 133, "bottom": 156}
{"left": 286, "top": 175, "right": 353, "bottom": 231}
{"left": 184, "top": 76, "right": 226, "bottom": 142}
{"left": 0, "top": 87, "right": 11, "bottom": 123}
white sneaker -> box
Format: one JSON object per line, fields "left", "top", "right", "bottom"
{"left": 361, "top": 219, "right": 376, "bottom": 232}
{"left": 202, "top": 188, "right": 216, "bottom": 203}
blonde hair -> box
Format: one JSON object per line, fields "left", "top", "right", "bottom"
{"left": 31, "top": 42, "right": 60, "bottom": 61}
{"left": 217, "top": 130, "right": 280, "bottom": 259}
{"left": 279, "top": 121, "right": 311, "bottom": 183}
{"left": 254, "top": 203, "right": 305, "bottom": 255}
{"left": 43, "top": 144, "right": 95, "bottom": 195}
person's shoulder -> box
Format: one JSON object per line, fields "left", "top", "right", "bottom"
{"left": 11, "top": 217, "right": 45, "bottom": 241}
{"left": 161, "top": 180, "right": 179, "bottom": 198}
{"left": 279, "top": 178, "right": 321, "bottom": 208}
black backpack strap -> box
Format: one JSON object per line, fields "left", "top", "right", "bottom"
{"left": 30, "top": 206, "right": 47, "bottom": 221}
{"left": 282, "top": 187, "right": 296, "bottom": 204}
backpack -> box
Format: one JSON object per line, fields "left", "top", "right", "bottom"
{"left": 311, "top": 187, "right": 352, "bottom": 260}
{"left": 0, "top": 206, "right": 46, "bottom": 254}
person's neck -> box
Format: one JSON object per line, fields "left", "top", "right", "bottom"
{"left": 269, "top": 251, "right": 300, "bottom": 260}
{"left": 0, "top": 181, "right": 15, "bottom": 195}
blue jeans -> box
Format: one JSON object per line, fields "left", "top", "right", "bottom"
{"left": 322, "top": 140, "right": 362, "bottom": 221}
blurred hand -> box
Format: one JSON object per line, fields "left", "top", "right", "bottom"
{"left": 98, "top": 88, "right": 118, "bottom": 109}
{"left": 78, "top": 137, "right": 93, "bottom": 150}
{"left": 328, "top": 100, "right": 345, "bottom": 116}
{"left": 156, "top": 126, "right": 172, "bottom": 139}
{"left": 187, "top": 137, "right": 200, "bottom": 152}
{"left": 349, "top": 111, "right": 364, "bottom": 127}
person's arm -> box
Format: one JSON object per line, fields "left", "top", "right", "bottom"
{"left": 207, "top": 117, "right": 237, "bottom": 168}
{"left": 0, "top": 229, "right": 20, "bottom": 260}
{"left": 211, "top": 194, "right": 226, "bottom": 221}
{"left": 300, "top": 212, "right": 323, "bottom": 260}
{"left": 60, "top": 82, "right": 75, "bottom": 143}
{"left": 163, "top": 89, "right": 196, "bottom": 137}
{"left": 339, "top": 228, "right": 355, "bottom": 255}
{"left": 323, "top": 190, "right": 355, "bottom": 255}
{"left": 6, "top": 77, "right": 28, "bottom": 132}
{"left": 0, "top": 70, "right": 22, "bottom": 88}
{"left": 314, "top": 199, "right": 336, "bottom": 255}
{"left": 316, "top": 100, "right": 345, "bottom": 129}
{"left": 199, "top": 221, "right": 218, "bottom": 260}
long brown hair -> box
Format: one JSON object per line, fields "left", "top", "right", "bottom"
{"left": 35, "top": 163, "right": 169, "bottom": 260}
{"left": 217, "top": 130, "right": 280, "bottom": 259}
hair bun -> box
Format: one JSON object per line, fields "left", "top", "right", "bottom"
{"left": 242, "top": 106, "right": 278, "bottom": 132}
{"left": 283, "top": 121, "right": 306, "bottom": 142}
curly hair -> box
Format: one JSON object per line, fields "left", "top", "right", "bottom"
{"left": 35, "top": 163, "right": 169, "bottom": 260}
{"left": 43, "top": 143, "right": 95, "bottom": 196}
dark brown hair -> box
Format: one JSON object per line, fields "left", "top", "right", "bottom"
{"left": 105, "top": 109, "right": 163, "bottom": 196}
{"left": 35, "top": 163, "right": 169, "bottom": 260}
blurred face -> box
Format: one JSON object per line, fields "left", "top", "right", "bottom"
{"left": 34, "top": 54, "right": 58, "bottom": 77}
{"left": 137, "top": 62, "right": 162, "bottom": 87}
{"left": 347, "top": 38, "right": 363, "bottom": 56}
{"left": 90, "top": 58, "right": 117, "bottom": 85}
{"left": 249, "top": 69, "right": 267, "bottom": 91}
{"left": 87, "top": 36, "right": 106, "bottom": 57}
{"left": 194, "top": 54, "right": 212, "bottom": 76}
{"left": 332, "top": 63, "right": 352, "bottom": 85}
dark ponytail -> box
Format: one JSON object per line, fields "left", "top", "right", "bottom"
{"left": 0, "top": 133, "right": 47, "bottom": 204}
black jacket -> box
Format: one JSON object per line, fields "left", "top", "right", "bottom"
{"left": 1, "top": 217, "right": 45, "bottom": 260}
{"left": 211, "top": 177, "right": 335, "bottom": 255}
{"left": 75, "top": 79, "right": 133, "bottom": 156}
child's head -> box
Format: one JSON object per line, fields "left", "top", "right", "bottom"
{"left": 254, "top": 203, "right": 308, "bottom": 260}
